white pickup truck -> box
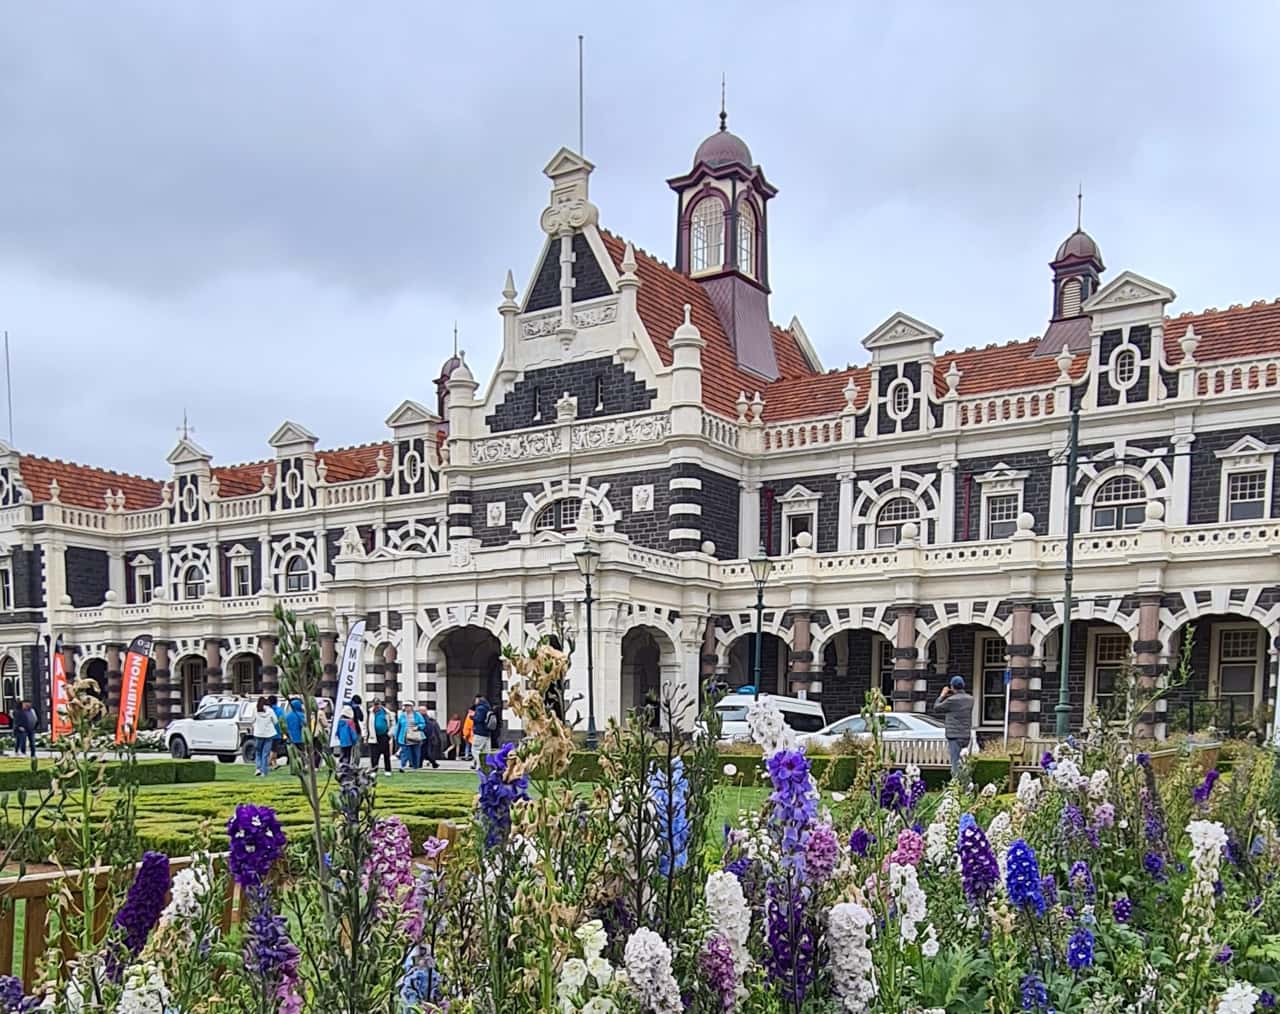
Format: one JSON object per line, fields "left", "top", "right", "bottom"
{"left": 165, "top": 697, "right": 258, "bottom": 763}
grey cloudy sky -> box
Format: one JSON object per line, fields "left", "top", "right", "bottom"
{"left": 1, "top": 2, "right": 1276, "bottom": 477}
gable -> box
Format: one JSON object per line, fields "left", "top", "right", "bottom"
{"left": 524, "top": 233, "right": 614, "bottom": 313}
{"left": 862, "top": 311, "right": 942, "bottom": 365}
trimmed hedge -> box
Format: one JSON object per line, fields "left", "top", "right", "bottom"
{"left": 0, "top": 759, "right": 217, "bottom": 793}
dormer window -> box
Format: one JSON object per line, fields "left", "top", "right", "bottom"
{"left": 736, "top": 203, "right": 757, "bottom": 278}
{"left": 690, "top": 198, "right": 724, "bottom": 274}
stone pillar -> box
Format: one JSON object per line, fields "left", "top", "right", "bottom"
{"left": 153, "top": 641, "right": 173, "bottom": 726}
{"left": 319, "top": 631, "right": 338, "bottom": 702}
{"left": 1007, "top": 602, "right": 1034, "bottom": 740}
{"left": 1134, "top": 594, "right": 1163, "bottom": 740}
{"left": 105, "top": 642, "right": 124, "bottom": 715}
{"left": 204, "top": 638, "right": 224, "bottom": 697}
{"left": 892, "top": 605, "right": 917, "bottom": 713}
{"left": 260, "top": 635, "right": 279, "bottom": 697}
{"left": 790, "top": 612, "right": 812, "bottom": 697}
{"left": 937, "top": 462, "right": 957, "bottom": 543}
{"left": 382, "top": 644, "right": 399, "bottom": 711}
{"left": 837, "top": 472, "right": 856, "bottom": 552}
{"left": 738, "top": 481, "right": 761, "bottom": 558}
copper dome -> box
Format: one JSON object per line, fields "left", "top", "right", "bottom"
{"left": 694, "top": 127, "right": 752, "bottom": 169}
{"left": 1054, "top": 228, "right": 1102, "bottom": 264}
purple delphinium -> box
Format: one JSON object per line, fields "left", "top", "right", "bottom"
{"left": 1143, "top": 852, "right": 1167, "bottom": 881}
{"left": 1215, "top": 944, "right": 1233, "bottom": 964}
{"left": 957, "top": 820, "right": 999, "bottom": 906}
{"left": 804, "top": 824, "right": 839, "bottom": 883}
{"left": 1136, "top": 751, "right": 1151, "bottom": 768}
{"left": 1061, "top": 803, "right": 1086, "bottom": 838}
{"left": 1006, "top": 840, "right": 1046, "bottom": 917}
{"left": 1112, "top": 896, "right": 1133, "bottom": 923}
{"left": 226, "top": 804, "right": 287, "bottom": 887}
{"left": 908, "top": 777, "right": 927, "bottom": 810}
{"left": 849, "top": 828, "right": 875, "bottom": 858}
{"left": 767, "top": 749, "right": 817, "bottom": 863}
{"left": 1069, "top": 860, "right": 1095, "bottom": 901}
{"left": 877, "top": 770, "right": 908, "bottom": 812}
{"left": 1020, "top": 973, "right": 1049, "bottom": 1012}
{"left": 763, "top": 880, "right": 816, "bottom": 1004}
{"left": 700, "top": 935, "right": 736, "bottom": 1011}
{"left": 1067, "top": 926, "right": 1095, "bottom": 970}
{"left": 243, "top": 889, "right": 302, "bottom": 1012}
{"left": 107, "top": 851, "right": 171, "bottom": 977}
{"left": 1040, "top": 875, "right": 1058, "bottom": 909}
{"left": 725, "top": 855, "right": 751, "bottom": 879}
{"left": 476, "top": 741, "right": 530, "bottom": 849}
{"left": 650, "top": 758, "right": 691, "bottom": 876}
{"left": 0, "top": 975, "right": 38, "bottom": 1013}
{"left": 1192, "top": 769, "right": 1220, "bottom": 806}
{"left": 1260, "top": 989, "right": 1276, "bottom": 1008}
{"left": 1040, "top": 750, "right": 1056, "bottom": 771}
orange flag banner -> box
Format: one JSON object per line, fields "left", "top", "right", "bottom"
{"left": 50, "top": 638, "right": 71, "bottom": 741}
{"left": 115, "top": 634, "right": 153, "bottom": 745}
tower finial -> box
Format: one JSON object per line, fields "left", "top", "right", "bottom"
{"left": 177, "top": 409, "right": 194, "bottom": 441}
{"left": 1076, "top": 181, "right": 1083, "bottom": 232}
{"left": 719, "top": 73, "right": 727, "bottom": 131}
{"left": 453, "top": 321, "right": 458, "bottom": 357}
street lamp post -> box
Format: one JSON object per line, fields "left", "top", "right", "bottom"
{"left": 574, "top": 544, "right": 601, "bottom": 750}
{"left": 1056, "top": 404, "right": 1081, "bottom": 739}
{"left": 748, "top": 548, "right": 774, "bottom": 701}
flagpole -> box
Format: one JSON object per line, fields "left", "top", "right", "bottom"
{"left": 4, "top": 331, "right": 12, "bottom": 445}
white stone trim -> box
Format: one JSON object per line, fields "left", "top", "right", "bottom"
{"left": 669, "top": 477, "right": 702, "bottom": 491}
{"left": 668, "top": 528, "right": 702, "bottom": 541}
{"left": 975, "top": 463, "right": 1028, "bottom": 540}
{"left": 668, "top": 503, "right": 701, "bottom": 516}
{"left": 1214, "top": 436, "right": 1278, "bottom": 523}
{"left": 779, "top": 483, "right": 822, "bottom": 554}
{"left": 1208, "top": 621, "right": 1265, "bottom": 715}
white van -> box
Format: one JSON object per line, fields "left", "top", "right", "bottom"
{"left": 713, "top": 692, "right": 826, "bottom": 743}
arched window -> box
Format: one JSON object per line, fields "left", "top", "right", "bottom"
{"left": 284, "top": 555, "right": 311, "bottom": 593}
{"left": 736, "top": 202, "right": 756, "bottom": 278}
{"left": 1, "top": 657, "right": 19, "bottom": 719}
{"left": 875, "top": 497, "right": 919, "bottom": 547}
{"left": 534, "top": 497, "right": 583, "bottom": 533}
{"left": 690, "top": 198, "right": 724, "bottom": 274}
{"left": 182, "top": 566, "right": 205, "bottom": 601}
{"left": 1091, "top": 475, "right": 1146, "bottom": 531}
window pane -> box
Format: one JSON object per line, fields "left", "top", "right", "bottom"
{"left": 1095, "top": 634, "right": 1129, "bottom": 663}
{"left": 1092, "top": 507, "right": 1116, "bottom": 530}
{"left": 736, "top": 203, "right": 755, "bottom": 277}
{"left": 1220, "top": 664, "right": 1256, "bottom": 694}
{"left": 876, "top": 526, "right": 898, "bottom": 547}
{"left": 1096, "top": 476, "right": 1143, "bottom": 503}
{"left": 879, "top": 497, "right": 919, "bottom": 523}
{"left": 1229, "top": 499, "right": 1266, "bottom": 521}
{"left": 691, "top": 200, "right": 724, "bottom": 273}
{"left": 1220, "top": 629, "right": 1259, "bottom": 661}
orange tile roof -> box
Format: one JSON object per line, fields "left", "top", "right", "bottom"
{"left": 762, "top": 367, "right": 870, "bottom": 422}
{"left": 599, "top": 230, "right": 818, "bottom": 417}
{"left": 17, "top": 443, "right": 390, "bottom": 509}
{"left": 18, "top": 456, "right": 164, "bottom": 511}
{"left": 935, "top": 339, "right": 1089, "bottom": 398}
{"left": 1164, "top": 299, "right": 1280, "bottom": 365}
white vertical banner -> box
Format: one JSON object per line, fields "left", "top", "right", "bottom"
{"left": 330, "top": 619, "right": 367, "bottom": 747}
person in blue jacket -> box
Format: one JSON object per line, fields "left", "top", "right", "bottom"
{"left": 394, "top": 700, "right": 426, "bottom": 771}
{"left": 284, "top": 697, "right": 307, "bottom": 747}
{"left": 336, "top": 705, "right": 360, "bottom": 765}
{"left": 268, "top": 695, "right": 286, "bottom": 766}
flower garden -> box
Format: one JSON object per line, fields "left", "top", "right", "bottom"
{"left": 0, "top": 608, "right": 1277, "bottom": 1012}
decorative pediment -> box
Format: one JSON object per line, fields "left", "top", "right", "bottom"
{"left": 384, "top": 399, "right": 438, "bottom": 433}
{"left": 166, "top": 437, "right": 212, "bottom": 469}
{"left": 543, "top": 147, "right": 595, "bottom": 180}
{"left": 268, "top": 421, "right": 318, "bottom": 454}
{"left": 1215, "top": 435, "right": 1280, "bottom": 467}
{"left": 974, "top": 463, "right": 1030, "bottom": 493}
{"left": 862, "top": 312, "right": 942, "bottom": 365}
{"left": 1083, "top": 271, "right": 1176, "bottom": 313}
{"left": 777, "top": 484, "right": 823, "bottom": 505}
{"left": 226, "top": 543, "right": 255, "bottom": 560}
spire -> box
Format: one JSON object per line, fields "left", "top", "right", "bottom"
{"left": 1077, "top": 182, "right": 1083, "bottom": 232}
{"left": 452, "top": 321, "right": 459, "bottom": 357}
{"left": 177, "top": 410, "right": 195, "bottom": 441}
{"left": 719, "top": 73, "right": 727, "bottom": 131}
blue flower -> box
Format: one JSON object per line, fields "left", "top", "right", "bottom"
{"left": 1020, "top": 973, "right": 1049, "bottom": 1011}
{"left": 650, "top": 758, "right": 691, "bottom": 876}
{"left": 0, "top": 975, "right": 38, "bottom": 1012}
{"left": 1006, "top": 840, "right": 1045, "bottom": 917}
{"left": 1067, "top": 926, "right": 1094, "bottom": 970}
{"left": 1215, "top": 944, "right": 1233, "bottom": 964}
{"left": 767, "top": 749, "right": 817, "bottom": 863}
{"left": 1112, "top": 896, "right": 1132, "bottom": 923}
{"left": 957, "top": 821, "right": 999, "bottom": 906}
{"left": 877, "top": 770, "right": 908, "bottom": 811}
{"left": 226, "top": 805, "right": 287, "bottom": 887}
{"left": 1143, "top": 852, "right": 1166, "bottom": 881}
{"left": 1192, "top": 769, "right": 1220, "bottom": 806}
{"left": 476, "top": 741, "right": 530, "bottom": 849}
{"left": 848, "top": 828, "right": 875, "bottom": 857}
{"left": 1260, "top": 989, "right": 1276, "bottom": 1009}
{"left": 1136, "top": 752, "right": 1151, "bottom": 768}
{"left": 1069, "top": 860, "right": 1095, "bottom": 900}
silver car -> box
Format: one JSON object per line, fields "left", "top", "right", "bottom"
{"left": 799, "top": 712, "right": 946, "bottom": 750}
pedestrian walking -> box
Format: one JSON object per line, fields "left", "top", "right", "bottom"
{"left": 462, "top": 707, "right": 475, "bottom": 762}
{"left": 11, "top": 700, "right": 38, "bottom": 761}
{"left": 934, "top": 676, "right": 975, "bottom": 779}
{"left": 268, "top": 695, "right": 286, "bottom": 767}
{"left": 394, "top": 701, "right": 426, "bottom": 771}
{"left": 251, "top": 697, "right": 278, "bottom": 777}
{"left": 419, "top": 705, "right": 442, "bottom": 770}
{"left": 285, "top": 697, "right": 307, "bottom": 749}
{"left": 471, "top": 695, "right": 497, "bottom": 769}
{"left": 349, "top": 695, "right": 364, "bottom": 740}
{"left": 444, "top": 713, "right": 463, "bottom": 760}
{"left": 336, "top": 705, "right": 360, "bottom": 765}
{"left": 368, "top": 699, "right": 393, "bottom": 773}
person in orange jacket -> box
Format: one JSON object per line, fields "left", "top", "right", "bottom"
{"left": 462, "top": 707, "right": 475, "bottom": 762}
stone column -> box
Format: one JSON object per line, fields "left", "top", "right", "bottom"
{"left": 204, "top": 638, "right": 224, "bottom": 697}
{"left": 836, "top": 472, "right": 856, "bottom": 551}
{"left": 1134, "top": 594, "right": 1163, "bottom": 740}
{"left": 790, "top": 612, "right": 812, "bottom": 697}
{"left": 892, "top": 605, "right": 917, "bottom": 713}
{"left": 319, "top": 631, "right": 338, "bottom": 702}
{"left": 259, "top": 635, "right": 279, "bottom": 697}
{"left": 738, "top": 481, "right": 762, "bottom": 557}
{"left": 382, "top": 644, "right": 399, "bottom": 711}
{"left": 105, "top": 642, "right": 124, "bottom": 715}
{"left": 153, "top": 641, "right": 173, "bottom": 726}
{"left": 1007, "top": 602, "right": 1034, "bottom": 739}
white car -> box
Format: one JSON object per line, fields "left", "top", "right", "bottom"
{"left": 713, "top": 693, "right": 827, "bottom": 743}
{"left": 166, "top": 698, "right": 258, "bottom": 763}
{"left": 798, "top": 712, "right": 946, "bottom": 751}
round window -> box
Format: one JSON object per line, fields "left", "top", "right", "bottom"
{"left": 180, "top": 484, "right": 198, "bottom": 513}
{"left": 888, "top": 380, "right": 913, "bottom": 420}
{"left": 1112, "top": 347, "right": 1138, "bottom": 389}
{"left": 403, "top": 450, "right": 421, "bottom": 484}
{"left": 285, "top": 471, "right": 303, "bottom": 500}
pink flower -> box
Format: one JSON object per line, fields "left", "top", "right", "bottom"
{"left": 423, "top": 836, "right": 449, "bottom": 861}
{"left": 883, "top": 829, "right": 924, "bottom": 869}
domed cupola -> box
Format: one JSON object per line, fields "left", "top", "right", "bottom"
{"left": 1036, "top": 194, "right": 1107, "bottom": 358}
{"left": 433, "top": 327, "right": 466, "bottom": 416}
{"left": 666, "top": 98, "right": 780, "bottom": 379}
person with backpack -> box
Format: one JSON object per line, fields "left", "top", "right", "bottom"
{"left": 471, "top": 695, "right": 497, "bottom": 769}
{"left": 336, "top": 705, "right": 360, "bottom": 765}
{"left": 418, "top": 704, "right": 442, "bottom": 770}
{"left": 394, "top": 701, "right": 426, "bottom": 771}
{"left": 284, "top": 697, "right": 306, "bottom": 748}
{"left": 268, "top": 695, "right": 286, "bottom": 767}
{"left": 368, "top": 699, "right": 393, "bottom": 773}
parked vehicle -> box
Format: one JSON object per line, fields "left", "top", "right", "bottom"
{"left": 713, "top": 692, "right": 826, "bottom": 742}
{"left": 166, "top": 698, "right": 257, "bottom": 763}
{"left": 798, "top": 712, "right": 946, "bottom": 750}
